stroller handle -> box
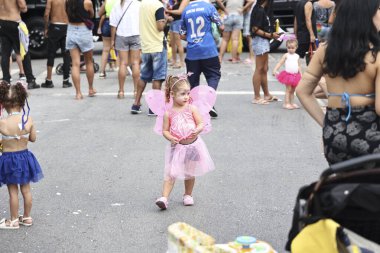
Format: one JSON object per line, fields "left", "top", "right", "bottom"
{"left": 323, "top": 153, "right": 380, "bottom": 177}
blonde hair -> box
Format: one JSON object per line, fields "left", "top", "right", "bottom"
{"left": 165, "top": 75, "right": 190, "bottom": 103}
{"left": 286, "top": 39, "right": 298, "bottom": 48}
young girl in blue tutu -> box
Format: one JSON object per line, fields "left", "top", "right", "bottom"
{"left": 0, "top": 81, "right": 43, "bottom": 229}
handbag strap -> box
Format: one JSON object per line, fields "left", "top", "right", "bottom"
{"left": 116, "top": 0, "right": 133, "bottom": 31}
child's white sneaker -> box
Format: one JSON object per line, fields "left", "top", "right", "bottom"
{"left": 155, "top": 197, "right": 168, "bottom": 210}
{"left": 183, "top": 195, "right": 194, "bottom": 206}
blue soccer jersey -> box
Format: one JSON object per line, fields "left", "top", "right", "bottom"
{"left": 180, "top": 1, "right": 222, "bottom": 60}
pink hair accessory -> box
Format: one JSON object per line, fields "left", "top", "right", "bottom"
{"left": 172, "top": 72, "right": 193, "bottom": 88}
{"left": 278, "top": 33, "right": 296, "bottom": 42}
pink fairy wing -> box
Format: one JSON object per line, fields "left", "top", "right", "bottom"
{"left": 190, "top": 85, "right": 216, "bottom": 113}
{"left": 190, "top": 85, "right": 217, "bottom": 135}
{"left": 145, "top": 90, "right": 173, "bottom": 135}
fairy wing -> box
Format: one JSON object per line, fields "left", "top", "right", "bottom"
{"left": 144, "top": 90, "right": 172, "bottom": 135}
{"left": 190, "top": 85, "right": 217, "bottom": 134}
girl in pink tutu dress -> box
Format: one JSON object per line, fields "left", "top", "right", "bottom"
{"left": 272, "top": 39, "right": 302, "bottom": 110}
{"left": 154, "top": 75, "right": 215, "bottom": 210}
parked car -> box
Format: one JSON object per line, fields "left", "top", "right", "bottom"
{"left": 24, "top": 0, "right": 102, "bottom": 58}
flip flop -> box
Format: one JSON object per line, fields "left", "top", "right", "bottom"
{"left": 252, "top": 99, "right": 269, "bottom": 105}
{"left": 283, "top": 104, "right": 294, "bottom": 110}
{"left": 292, "top": 104, "right": 300, "bottom": 109}
{"left": 88, "top": 89, "right": 97, "bottom": 97}
{"left": 265, "top": 96, "right": 280, "bottom": 102}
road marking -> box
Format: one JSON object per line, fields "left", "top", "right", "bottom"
{"left": 50, "top": 91, "right": 287, "bottom": 96}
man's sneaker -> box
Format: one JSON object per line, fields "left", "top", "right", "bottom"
{"left": 19, "top": 74, "right": 26, "bottom": 81}
{"left": 131, "top": 104, "right": 142, "bottom": 114}
{"left": 99, "top": 72, "right": 106, "bottom": 79}
{"left": 62, "top": 80, "right": 73, "bottom": 88}
{"left": 41, "top": 79, "right": 54, "bottom": 88}
{"left": 155, "top": 197, "right": 168, "bottom": 210}
{"left": 209, "top": 106, "right": 218, "bottom": 118}
{"left": 183, "top": 195, "right": 194, "bottom": 206}
{"left": 27, "top": 80, "right": 40, "bottom": 89}
{"left": 147, "top": 108, "right": 156, "bottom": 116}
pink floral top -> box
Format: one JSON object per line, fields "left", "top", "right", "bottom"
{"left": 168, "top": 105, "right": 196, "bottom": 141}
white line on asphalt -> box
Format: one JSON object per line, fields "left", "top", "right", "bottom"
{"left": 38, "top": 119, "right": 71, "bottom": 123}
{"left": 51, "top": 91, "right": 287, "bottom": 96}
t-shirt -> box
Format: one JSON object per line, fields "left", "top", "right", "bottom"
{"left": 139, "top": 0, "right": 165, "bottom": 53}
{"left": 109, "top": 0, "right": 140, "bottom": 37}
{"left": 250, "top": 5, "right": 272, "bottom": 38}
{"left": 180, "top": 0, "right": 222, "bottom": 60}
{"left": 226, "top": 0, "right": 245, "bottom": 15}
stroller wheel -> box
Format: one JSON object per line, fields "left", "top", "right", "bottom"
{"left": 55, "top": 63, "right": 64, "bottom": 75}
{"left": 93, "top": 62, "right": 99, "bottom": 73}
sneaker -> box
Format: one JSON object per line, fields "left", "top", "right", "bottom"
{"left": 62, "top": 79, "right": 72, "bottom": 88}
{"left": 147, "top": 108, "right": 156, "bottom": 116}
{"left": 41, "top": 79, "right": 54, "bottom": 88}
{"left": 131, "top": 104, "right": 142, "bottom": 114}
{"left": 155, "top": 197, "right": 168, "bottom": 210}
{"left": 99, "top": 72, "right": 106, "bottom": 79}
{"left": 183, "top": 195, "right": 194, "bottom": 206}
{"left": 19, "top": 74, "right": 26, "bottom": 81}
{"left": 209, "top": 106, "right": 218, "bottom": 118}
{"left": 27, "top": 80, "right": 40, "bottom": 89}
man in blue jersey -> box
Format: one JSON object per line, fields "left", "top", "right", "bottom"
{"left": 180, "top": 0, "right": 224, "bottom": 118}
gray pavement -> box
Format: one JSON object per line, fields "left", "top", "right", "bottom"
{"left": 0, "top": 43, "right": 328, "bottom": 252}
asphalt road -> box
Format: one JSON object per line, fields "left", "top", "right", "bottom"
{"left": 0, "top": 43, "right": 328, "bottom": 253}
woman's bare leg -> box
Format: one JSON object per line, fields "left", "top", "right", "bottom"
{"left": 118, "top": 50, "right": 129, "bottom": 96}
{"left": 69, "top": 48, "right": 83, "bottom": 99}
{"left": 100, "top": 37, "right": 111, "bottom": 75}
{"left": 83, "top": 50, "right": 95, "bottom": 96}
{"left": 130, "top": 49, "right": 141, "bottom": 95}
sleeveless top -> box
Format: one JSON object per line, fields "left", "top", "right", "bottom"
{"left": 67, "top": 0, "right": 90, "bottom": 23}
{"left": 313, "top": 1, "right": 335, "bottom": 26}
{"left": 328, "top": 92, "right": 375, "bottom": 121}
{"left": 285, "top": 53, "right": 299, "bottom": 74}
{"left": 169, "top": 105, "right": 196, "bottom": 141}
{"left": 105, "top": 0, "right": 118, "bottom": 18}
{"left": 295, "top": 0, "right": 317, "bottom": 44}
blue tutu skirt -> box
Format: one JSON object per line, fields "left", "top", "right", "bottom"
{"left": 0, "top": 149, "right": 43, "bottom": 187}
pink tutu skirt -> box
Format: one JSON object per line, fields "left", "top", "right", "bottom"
{"left": 164, "top": 137, "right": 215, "bottom": 180}
{"left": 277, "top": 71, "right": 301, "bottom": 87}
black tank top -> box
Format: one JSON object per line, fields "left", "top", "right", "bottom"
{"left": 295, "top": 0, "right": 317, "bottom": 44}
{"left": 66, "top": 0, "right": 90, "bottom": 23}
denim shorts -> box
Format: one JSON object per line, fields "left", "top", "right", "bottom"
{"left": 224, "top": 14, "right": 244, "bottom": 32}
{"left": 115, "top": 35, "right": 141, "bottom": 51}
{"left": 170, "top": 20, "right": 182, "bottom": 34}
{"left": 140, "top": 50, "right": 167, "bottom": 82}
{"left": 66, "top": 25, "right": 94, "bottom": 53}
{"left": 252, "top": 36, "right": 270, "bottom": 56}
{"left": 243, "top": 12, "right": 252, "bottom": 36}
{"left": 101, "top": 19, "right": 111, "bottom": 37}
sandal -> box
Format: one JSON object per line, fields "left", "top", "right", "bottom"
{"left": 88, "top": 89, "right": 97, "bottom": 97}
{"left": 0, "top": 218, "right": 19, "bottom": 229}
{"left": 117, "top": 91, "right": 125, "bottom": 99}
{"left": 251, "top": 98, "right": 269, "bottom": 105}
{"left": 99, "top": 72, "right": 106, "bottom": 79}
{"left": 18, "top": 215, "right": 33, "bottom": 227}
{"left": 265, "top": 96, "right": 280, "bottom": 102}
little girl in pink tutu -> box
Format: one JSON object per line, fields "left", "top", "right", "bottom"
{"left": 154, "top": 75, "right": 215, "bottom": 210}
{"left": 272, "top": 39, "right": 302, "bottom": 110}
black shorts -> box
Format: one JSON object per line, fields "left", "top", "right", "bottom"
{"left": 0, "top": 19, "right": 20, "bottom": 53}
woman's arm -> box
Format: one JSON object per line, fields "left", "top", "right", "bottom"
{"left": 296, "top": 47, "right": 326, "bottom": 126}
{"left": 84, "top": 0, "right": 94, "bottom": 18}
{"left": 166, "top": 0, "right": 189, "bottom": 15}
{"left": 375, "top": 54, "right": 380, "bottom": 116}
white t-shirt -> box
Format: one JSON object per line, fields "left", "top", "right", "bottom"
{"left": 110, "top": 0, "right": 140, "bottom": 37}
{"left": 285, "top": 53, "right": 300, "bottom": 74}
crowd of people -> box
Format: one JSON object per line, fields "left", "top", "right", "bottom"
{"left": 2, "top": 0, "right": 380, "bottom": 227}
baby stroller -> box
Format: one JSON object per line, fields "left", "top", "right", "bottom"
{"left": 55, "top": 55, "right": 99, "bottom": 75}
{"left": 286, "top": 154, "right": 380, "bottom": 252}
